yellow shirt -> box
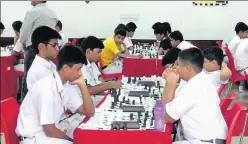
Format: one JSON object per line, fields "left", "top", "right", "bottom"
{"left": 101, "top": 36, "right": 124, "bottom": 67}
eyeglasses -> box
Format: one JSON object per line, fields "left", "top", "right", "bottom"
{"left": 46, "top": 42, "right": 59, "bottom": 48}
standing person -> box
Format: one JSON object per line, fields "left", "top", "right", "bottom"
{"left": 19, "top": 0, "right": 58, "bottom": 98}
{"left": 55, "top": 20, "right": 69, "bottom": 47}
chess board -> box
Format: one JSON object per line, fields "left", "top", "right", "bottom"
{"left": 79, "top": 76, "right": 165, "bottom": 131}
{"left": 130, "top": 44, "right": 162, "bottom": 59}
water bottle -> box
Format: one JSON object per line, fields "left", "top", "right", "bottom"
{"left": 154, "top": 100, "right": 165, "bottom": 131}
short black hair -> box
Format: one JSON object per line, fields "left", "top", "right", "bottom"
{"left": 203, "top": 46, "right": 224, "bottom": 66}
{"left": 162, "top": 48, "right": 181, "bottom": 66}
{"left": 56, "top": 20, "right": 62, "bottom": 30}
{"left": 31, "top": 26, "right": 61, "bottom": 54}
{"left": 234, "top": 22, "right": 248, "bottom": 34}
{"left": 75, "top": 37, "right": 86, "bottom": 47}
{"left": 162, "top": 22, "right": 172, "bottom": 34}
{"left": 152, "top": 22, "right": 161, "bottom": 30}
{"left": 12, "top": 21, "right": 22, "bottom": 33}
{"left": 170, "top": 30, "right": 184, "bottom": 41}
{"left": 81, "top": 36, "right": 104, "bottom": 52}
{"left": 114, "top": 28, "right": 126, "bottom": 37}
{"left": 57, "top": 44, "right": 87, "bottom": 70}
{"left": 154, "top": 25, "right": 167, "bottom": 35}
{"left": 114, "top": 23, "right": 128, "bottom": 32}
{"left": 0, "top": 22, "right": 5, "bottom": 29}
{"left": 178, "top": 48, "right": 204, "bottom": 73}
{"left": 126, "top": 22, "right": 137, "bottom": 32}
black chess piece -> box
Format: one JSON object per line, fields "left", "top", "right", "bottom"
{"left": 153, "top": 89, "right": 155, "bottom": 94}
{"left": 128, "top": 75, "right": 132, "bottom": 84}
{"left": 132, "top": 49, "right": 134, "bottom": 54}
{"left": 111, "top": 102, "right": 115, "bottom": 109}
{"left": 130, "top": 113, "right": 134, "bottom": 120}
{"left": 132, "top": 100, "right": 135, "bottom": 105}
{"left": 148, "top": 85, "right": 151, "bottom": 93}
{"left": 122, "top": 96, "right": 125, "bottom": 103}
{"left": 144, "top": 84, "right": 148, "bottom": 90}
{"left": 123, "top": 122, "right": 127, "bottom": 130}
{"left": 143, "top": 119, "right": 147, "bottom": 126}
{"left": 150, "top": 119, "right": 153, "bottom": 126}
{"left": 138, "top": 77, "right": 141, "bottom": 80}
{"left": 119, "top": 102, "right": 122, "bottom": 108}
{"left": 139, "top": 96, "right": 142, "bottom": 104}
{"left": 133, "top": 77, "right": 136, "bottom": 83}
{"left": 145, "top": 111, "right": 149, "bottom": 117}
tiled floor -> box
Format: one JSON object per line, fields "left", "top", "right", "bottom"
{"left": 227, "top": 84, "right": 248, "bottom": 144}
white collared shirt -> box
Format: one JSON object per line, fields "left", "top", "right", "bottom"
{"left": 81, "top": 59, "right": 101, "bottom": 86}
{"left": 13, "top": 38, "right": 23, "bottom": 52}
{"left": 123, "top": 37, "right": 133, "bottom": 49}
{"left": 228, "top": 35, "right": 241, "bottom": 55}
{"left": 234, "top": 38, "right": 248, "bottom": 70}
{"left": 204, "top": 70, "right": 228, "bottom": 92}
{"left": 19, "top": 3, "right": 58, "bottom": 47}
{"left": 58, "top": 31, "right": 69, "bottom": 47}
{"left": 27, "top": 55, "right": 56, "bottom": 90}
{"left": 166, "top": 72, "right": 227, "bottom": 141}
{"left": 16, "top": 72, "right": 82, "bottom": 137}
{"left": 177, "top": 41, "right": 197, "bottom": 50}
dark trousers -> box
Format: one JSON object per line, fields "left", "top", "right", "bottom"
{"left": 21, "top": 45, "right": 36, "bottom": 101}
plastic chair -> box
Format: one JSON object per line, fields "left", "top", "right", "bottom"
{"left": 218, "top": 84, "right": 227, "bottom": 97}
{"left": 71, "top": 39, "right": 77, "bottom": 46}
{"left": 224, "top": 47, "right": 248, "bottom": 95}
{"left": 1, "top": 97, "right": 20, "bottom": 144}
{"left": 1, "top": 56, "right": 18, "bottom": 101}
{"left": 216, "top": 40, "right": 222, "bottom": 48}
{"left": 219, "top": 92, "right": 237, "bottom": 116}
{"left": 224, "top": 102, "right": 247, "bottom": 144}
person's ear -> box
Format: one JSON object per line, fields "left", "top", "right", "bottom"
{"left": 38, "top": 43, "right": 46, "bottom": 53}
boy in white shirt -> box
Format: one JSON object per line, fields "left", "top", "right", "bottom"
{"left": 203, "top": 47, "right": 232, "bottom": 92}
{"left": 16, "top": 45, "right": 94, "bottom": 144}
{"left": 123, "top": 22, "right": 137, "bottom": 50}
{"left": 228, "top": 22, "right": 248, "bottom": 55}
{"left": 169, "top": 30, "right": 197, "bottom": 50}
{"left": 26, "top": 26, "right": 61, "bottom": 91}
{"left": 162, "top": 48, "right": 227, "bottom": 144}
{"left": 80, "top": 36, "right": 122, "bottom": 103}
{"left": 55, "top": 20, "right": 69, "bottom": 47}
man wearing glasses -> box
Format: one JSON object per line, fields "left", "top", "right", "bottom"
{"left": 26, "top": 26, "right": 61, "bottom": 91}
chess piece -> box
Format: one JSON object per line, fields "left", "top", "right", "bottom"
{"left": 133, "top": 77, "right": 136, "bottom": 83}
{"left": 116, "top": 123, "right": 120, "bottom": 130}
{"left": 139, "top": 77, "right": 141, "bottom": 80}
{"left": 144, "top": 84, "right": 148, "bottom": 90}
{"left": 111, "top": 102, "right": 115, "bottom": 109}
{"left": 123, "top": 122, "right": 127, "bottom": 130}
{"left": 145, "top": 111, "right": 149, "bottom": 118}
{"left": 139, "top": 96, "right": 142, "bottom": 104}
{"left": 148, "top": 85, "right": 151, "bottom": 93}
{"left": 132, "top": 100, "right": 135, "bottom": 105}
{"left": 150, "top": 119, "right": 154, "bottom": 126}
{"left": 118, "top": 89, "right": 121, "bottom": 95}
{"left": 153, "top": 89, "right": 155, "bottom": 94}
{"left": 128, "top": 75, "right": 132, "bottom": 84}
{"left": 132, "top": 49, "right": 135, "bottom": 54}
{"left": 119, "top": 102, "right": 122, "bottom": 108}
{"left": 122, "top": 96, "right": 125, "bottom": 103}
{"left": 130, "top": 113, "right": 134, "bottom": 120}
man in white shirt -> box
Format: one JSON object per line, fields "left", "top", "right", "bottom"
{"left": 203, "top": 47, "right": 231, "bottom": 92}
{"left": 228, "top": 22, "right": 248, "bottom": 55}
{"left": 162, "top": 48, "right": 227, "bottom": 144}
{"left": 55, "top": 20, "right": 69, "bottom": 47}
{"left": 80, "top": 36, "right": 122, "bottom": 103}
{"left": 26, "top": 26, "right": 61, "bottom": 91}
{"left": 16, "top": 45, "right": 95, "bottom": 144}
{"left": 20, "top": 0, "right": 58, "bottom": 97}
{"left": 170, "top": 30, "right": 197, "bottom": 50}
{"left": 235, "top": 38, "right": 248, "bottom": 76}
{"left": 123, "top": 22, "right": 137, "bottom": 50}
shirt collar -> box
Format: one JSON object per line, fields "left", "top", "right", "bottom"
{"left": 85, "top": 59, "right": 91, "bottom": 68}
{"left": 34, "top": 3, "right": 46, "bottom": 8}
{"left": 53, "top": 71, "right": 64, "bottom": 94}
{"left": 35, "top": 55, "right": 56, "bottom": 70}
{"left": 177, "top": 41, "right": 183, "bottom": 48}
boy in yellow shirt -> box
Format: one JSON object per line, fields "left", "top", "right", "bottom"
{"left": 101, "top": 28, "right": 143, "bottom": 74}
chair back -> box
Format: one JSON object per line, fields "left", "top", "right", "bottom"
{"left": 1, "top": 97, "right": 20, "bottom": 144}
{"left": 0, "top": 56, "right": 18, "bottom": 101}
{"left": 219, "top": 92, "right": 237, "bottom": 115}
{"left": 224, "top": 102, "right": 247, "bottom": 144}
{"left": 216, "top": 40, "right": 222, "bottom": 48}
